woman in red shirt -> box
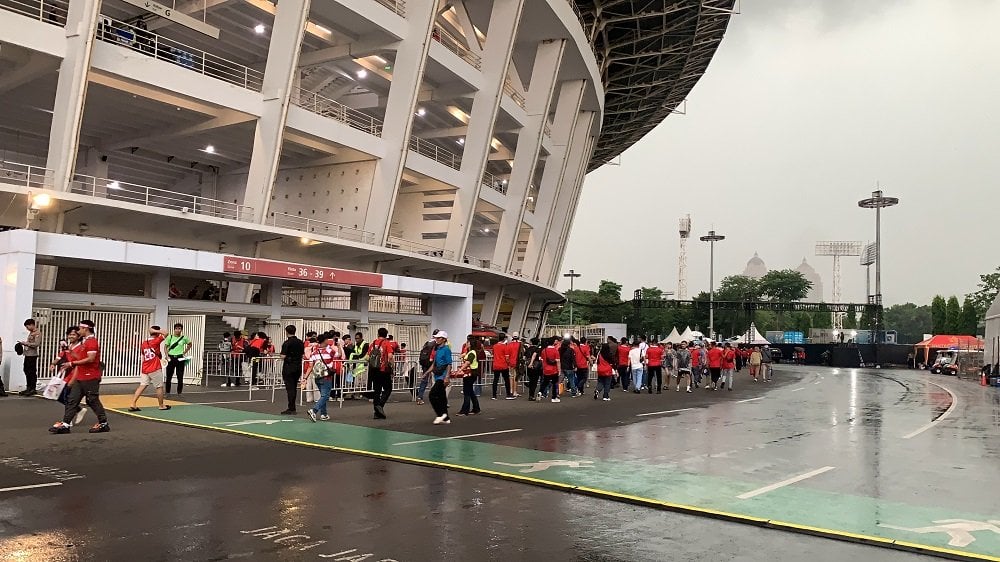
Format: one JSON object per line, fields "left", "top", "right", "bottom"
{"left": 616, "top": 340, "right": 631, "bottom": 393}
{"left": 595, "top": 338, "right": 615, "bottom": 401}
{"left": 706, "top": 341, "right": 724, "bottom": 390}
{"left": 539, "top": 337, "right": 562, "bottom": 402}
{"left": 721, "top": 342, "right": 737, "bottom": 391}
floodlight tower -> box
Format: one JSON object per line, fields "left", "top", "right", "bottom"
{"left": 816, "top": 241, "right": 863, "bottom": 329}
{"left": 678, "top": 215, "right": 691, "bottom": 299}
{"left": 860, "top": 242, "right": 877, "bottom": 300}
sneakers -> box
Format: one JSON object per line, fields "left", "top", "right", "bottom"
{"left": 505, "top": 396, "right": 516, "bottom": 400}
{"left": 307, "top": 409, "right": 318, "bottom": 422}
{"left": 551, "top": 398, "right": 560, "bottom": 403}
{"left": 320, "top": 414, "right": 330, "bottom": 421}
{"left": 602, "top": 397, "right": 611, "bottom": 402}
{"left": 88, "top": 422, "right": 110, "bottom": 433}
{"left": 280, "top": 409, "right": 296, "bottom": 415}
{"left": 49, "top": 422, "right": 71, "bottom": 434}
{"left": 686, "top": 387, "right": 692, "bottom": 393}
{"left": 491, "top": 397, "right": 497, "bottom": 400}
{"left": 221, "top": 383, "right": 231, "bottom": 387}
{"left": 416, "top": 399, "right": 425, "bottom": 405}
{"left": 75, "top": 407, "right": 89, "bottom": 425}
{"left": 433, "top": 415, "right": 451, "bottom": 425}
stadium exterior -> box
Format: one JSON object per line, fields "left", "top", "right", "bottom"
{"left": 0, "top": 0, "right": 732, "bottom": 387}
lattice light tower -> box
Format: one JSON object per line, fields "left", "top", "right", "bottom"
{"left": 678, "top": 215, "right": 691, "bottom": 299}
{"left": 816, "top": 241, "right": 863, "bottom": 329}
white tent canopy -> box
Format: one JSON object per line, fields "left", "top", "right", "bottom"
{"left": 738, "top": 323, "right": 769, "bottom": 345}
{"left": 678, "top": 326, "right": 695, "bottom": 342}
{"left": 662, "top": 327, "right": 682, "bottom": 344}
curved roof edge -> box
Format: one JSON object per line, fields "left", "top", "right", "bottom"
{"left": 575, "top": 0, "right": 736, "bottom": 171}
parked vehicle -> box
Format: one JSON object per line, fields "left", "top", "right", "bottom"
{"left": 929, "top": 349, "right": 983, "bottom": 377}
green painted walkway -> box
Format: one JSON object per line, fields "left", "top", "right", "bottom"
{"left": 115, "top": 405, "right": 1000, "bottom": 561}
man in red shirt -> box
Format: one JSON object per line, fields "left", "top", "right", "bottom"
{"left": 50, "top": 319, "right": 110, "bottom": 434}
{"left": 616, "top": 339, "right": 631, "bottom": 392}
{"left": 368, "top": 327, "right": 395, "bottom": 419}
{"left": 539, "top": 337, "right": 562, "bottom": 402}
{"left": 706, "top": 340, "right": 724, "bottom": 390}
{"left": 491, "top": 334, "right": 513, "bottom": 400}
{"left": 507, "top": 333, "right": 523, "bottom": 397}
{"left": 128, "top": 325, "right": 171, "bottom": 412}
{"left": 575, "top": 337, "right": 592, "bottom": 396}
{"left": 645, "top": 340, "right": 665, "bottom": 394}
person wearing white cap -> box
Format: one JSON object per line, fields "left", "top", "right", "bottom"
{"left": 507, "top": 332, "right": 523, "bottom": 398}
{"left": 428, "top": 331, "right": 452, "bottom": 424}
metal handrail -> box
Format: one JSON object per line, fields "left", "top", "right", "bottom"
{"left": 269, "top": 212, "right": 376, "bottom": 245}
{"left": 543, "top": 122, "right": 553, "bottom": 138}
{"left": 95, "top": 16, "right": 265, "bottom": 92}
{"left": 481, "top": 170, "right": 507, "bottom": 195}
{"left": 385, "top": 235, "right": 455, "bottom": 260}
{"left": 69, "top": 172, "right": 255, "bottom": 222}
{"left": 372, "top": 0, "right": 405, "bottom": 16}
{"left": 432, "top": 25, "right": 482, "bottom": 70}
{"left": 409, "top": 136, "right": 462, "bottom": 170}
{"left": 0, "top": 0, "right": 69, "bottom": 24}
{"left": 0, "top": 161, "right": 53, "bottom": 188}
{"left": 293, "top": 88, "right": 383, "bottom": 137}
{"left": 503, "top": 78, "right": 527, "bottom": 109}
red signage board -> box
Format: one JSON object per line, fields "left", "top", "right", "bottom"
{"left": 223, "top": 256, "right": 383, "bottom": 288}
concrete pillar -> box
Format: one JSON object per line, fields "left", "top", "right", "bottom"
{"left": 539, "top": 112, "right": 595, "bottom": 284}
{"left": 269, "top": 280, "right": 283, "bottom": 321}
{"left": 365, "top": 0, "right": 437, "bottom": 242}
{"left": 152, "top": 270, "right": 171, "bottom": 328}
{"left": 492, "top": 39, "right": 566, "bottom": 271}
{"left": 0, "top": 231, "right": 38, "bottom": 391}
{"left": 507, "top": 292, "right": 531, "bottom": 335}
{"left": 243, "top": 0, "right": 311, "bottom": 220}
{"left": 443, "top": 0, "right": 526, "bottom": 258}
{"left": 519, "top": 80, "right": 585, "bottom": 280}
{"left": 479, "top": 286, "right": 505, "bottom": 326}
{"left": 354, "top": 288, "right": 370, "bottom": 324}
{"left": 45, "top": 0, "right": 101, "bottom": 192}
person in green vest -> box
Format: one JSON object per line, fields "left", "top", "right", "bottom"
{"left": 164, "top": 323, "right": 192, "bottom": 394}
{"left": 348, "top": 331, "right": 369, "bottom": 398}
{"left": 457, "top": 335, "right": 482, "bottom": 416}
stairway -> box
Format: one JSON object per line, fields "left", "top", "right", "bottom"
{"left": 204, "top": 315, "right": 240, "bottom": 351}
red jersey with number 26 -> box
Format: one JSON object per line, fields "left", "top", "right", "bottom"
{"left": 141, "top": 335, "right": 165, "bottom": 374}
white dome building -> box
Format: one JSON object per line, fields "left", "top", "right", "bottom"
{"left": 743, "top": 252, "right": 768, "bottom": 279}
{"left": 795, "top": 258, "right": 825, "bottom": 302}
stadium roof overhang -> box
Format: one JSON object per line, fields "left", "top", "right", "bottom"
{"left": 575, "top": 0, "right": 736, "bottom": 171}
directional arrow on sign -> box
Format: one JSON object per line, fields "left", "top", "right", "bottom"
{"left": 213, "top": 420, "right": 295, "bottom": 427}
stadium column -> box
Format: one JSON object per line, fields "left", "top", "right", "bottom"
{"left": 544, "top": 130, "right": 595, "bottom": 285}
{"left": 519, "top": 80, "right": 586, "bottom": 281}
{"left": 479, "top": 287, "right": 504, "bottom": 328}
{"left": 443, "top": 0, "right": 526, "bottom": 259}
{"left": 491, "top": 38, "right": 567, "bottom": 272}
{"left": 364, "top": 0, "right": 437, "bottom": 243}
{"left": 506, "top": 291, "right": 531, "bottom": 335}
{"left": 242, "top": 0, "right": 311, "bottom": 220}
{"left": 44, "top": 0, "right": 101, "bottom": 192}
{"left": 538, "top": 112, "right": 595, "bottom": 285}
{"left": 0, "top": 230, "right": 38, "bottom": 392}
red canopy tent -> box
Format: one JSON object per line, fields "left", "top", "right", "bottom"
{"left": 914, "top": 335, "right": 984, "bottom": 364}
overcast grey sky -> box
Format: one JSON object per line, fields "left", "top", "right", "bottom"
{"left": 560, "top": 0, "right": 999, "bottom": 306}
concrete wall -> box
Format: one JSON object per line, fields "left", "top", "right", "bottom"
{"left": 270, "top": 161, "right": 377, "bottom": 230}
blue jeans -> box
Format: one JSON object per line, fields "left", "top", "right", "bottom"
{"left": 540, "top": 375, "right": 560, "bottom": 399}
{"left": 597, "top": 376, "right": 612, "bottom": 398}
{"left": 312, "top": 377, "right": 333, "bottom": 416}
{"left": 631, "top": 367, "right": 645, "bottom": 391}
{"left": 416, "top": 373, "right": 430, "bottom": 400}
{"left": 563, "top": 369, "right": 577, "bottom": 396}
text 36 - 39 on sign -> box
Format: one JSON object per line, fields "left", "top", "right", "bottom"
{"left": 223, "top": 257, "right": 383, "bottom": 288}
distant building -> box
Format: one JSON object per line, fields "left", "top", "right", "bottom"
{"left": 743, "top": 252, "right": 768, "bottom": 279}
{"left": 795, "top": 258, "right": 825, "bottom": 301}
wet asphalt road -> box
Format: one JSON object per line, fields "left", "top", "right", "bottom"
{"left": 2, "top": 365, "right": 988, "bottom": 561}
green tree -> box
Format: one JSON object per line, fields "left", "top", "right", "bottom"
{"left": 843, "top": 307, "right": 858, "bottom": 330}
{"left": 792, "top": 312, "right": 813, "bottom": 334}
{"left": 716, "top": 275, "right": 762, "bottom": 301}
{"left": 960, "top": 297, "right": 980, "bottom": 336}
{"left": 931, "top": 295, "right": 947, "bottom": 334}
{"left": 967, "top": 266, "right": 1000, "bottom": 318}
{"left": 597, "top": 280, "right": 623, "bottom": 301}
{"left": 945, "top": 296, "right": 962, "bottom": 334}
{"left": 759, "top": 269, "right": 812, "bottom": 302}
{"left": 883, "top": 303, "right": 932, "bottom": 344}
{"left": 811, "top": 305, "right": 833, "bottom": 330}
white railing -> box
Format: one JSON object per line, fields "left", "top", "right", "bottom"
{"left": 281, "top": 287, "right": 352, "bottom": 310}
{"left": 95, "top": 16, "right": 265, "bottom": 92}
{"left": 385, "top": 236, "right": 455, "bottom": 260}
{"left": 0, "top": 161, "right": 53, "bottom": 188}
{"left": 369, "top": 294, "right": 427, "bottom": 315}
{"left": 409, "top": 136, "right": 462, "bottom": 170}
{"left": 372, "top": 0, "right": 405, "bottom": 16}
{"left": 503, "top": 78, "right": 527, "bottom": 109}
{"left": 269, "top": 212, "right": 377, "bottom": 245}
{"left": 70, "top": 173, "right": 255, "bottom": 222}
{"left": 294, "top": 88, "right": 383, "bottom": 137}
{"left": 463, "top": 255, "right": 487, "bottom": 268}
{"left": 432, "top": 26, "right": 482, "bottom": 69}
{"left": 0, "top": 0, "right": 68, "bottom": 25}
{"left": 482, "top": 171, "right": 507, "bottom": 195}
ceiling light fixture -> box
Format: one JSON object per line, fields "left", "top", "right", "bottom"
{"left": 416, "top": 107, "right": 426, "bottom": 117}
{"left": 106, "top": 181, "right": 121, "bottom": 190}
{"left": 371, "top": 55, "right": 388, "bottom": 65}
{"left": 356, "top": 69, "right": 367, "bottom": 79}
{"left": 254, "top": 23, "right": 266, "bottom": 34}
{"left": 457, "top": 138, "right": 465, "bottom": 145}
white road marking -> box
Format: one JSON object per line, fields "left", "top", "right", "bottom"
{"left": 0, "top": 482, "right": 63, "bottom": 493}
{"left": 736, "top": 466, "right": 836, "bottom": 499}
{"left": 902, "top": 382, "right": 958, "bottom": 439}
{"left": 213, "top": 419, "right": 295, "bottom": 427}
{"left": 393, "top": 429, "right": 522, "bottom": 445}
{"left": 791, "top": 387, "right": 806, "bottom": 392}
{"left": 736, "top": 397, "right": 763, "bottom": 403}
{"left": 189, "top": 400, "right": 268, "bottom": 405}
{"left": 813, "top": 380, "right": 822, "bottom": 385}
{"left": 636, "top": 408, "right": 693, "bottom": 417}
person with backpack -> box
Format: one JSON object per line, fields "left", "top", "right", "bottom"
{"left": 18, "top": 318, "right": 42, "bottom": 396}
{"left": 457, "top": 336, "right": 482, "bottom": 416}
{"left": 306, "top": 333, "right": 337, "bottom": 422}
{"left": 218, "top": 332, "right": 234, "bottom": 387}
{"left": 415, "top": 330, "right": 438, "bottom": 405}
{"left": 367, "top": 327, "right": 395, "bottom": 420}
{"left": 427, "top": 331, "right": 452, "bottom": 424}
{"left": 163, "top": 323, "right": 192, "bottom": 394}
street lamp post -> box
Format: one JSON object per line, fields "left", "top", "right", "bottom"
{"left": 699, "top": 230, "right": 726, "bottom": 339}
{"left": 563, "top": 269, "right": 582, "bottom": 326}
{"left": 858, "top": 189, "right": 899, "bottom": 364}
